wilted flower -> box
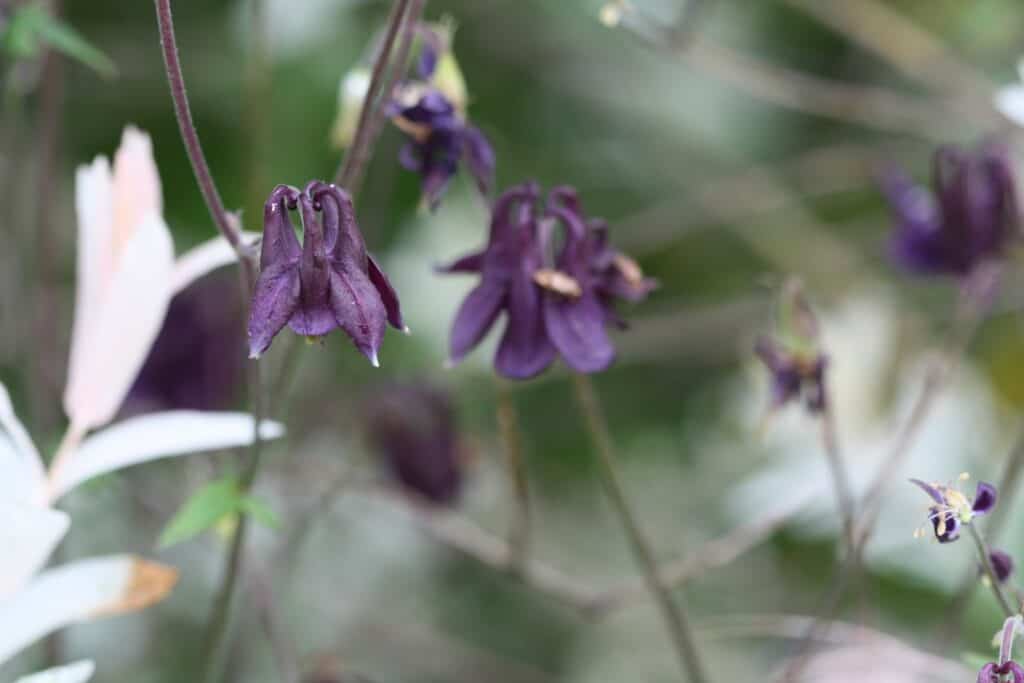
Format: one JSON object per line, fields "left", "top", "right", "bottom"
{"left": 881, "top": 143, "right": 1019, "bottom": 278}
{"left": 247, "top": 181, "right": 405, "bottom": 364}
{"left": 910, "top": 475, "right": 996, "bottom": 543}
{"left": 126, "top": 271, "right": 245, "bottom": 414}
{"left": 386, "top": 23, "right": 492, "bottom": 209}
{"left": 754, "top": 279, "right": 828, "bottom": 415}
{"left": 441, "top": 183, "right": 655, "bottom": 379}
{"left": 364, "top": 383, "right": 463, "bottom": 504}
{"left": 990, "top": 548, "right": 1015, "bottom": 583}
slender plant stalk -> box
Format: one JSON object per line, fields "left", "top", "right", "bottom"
{"left": 334, "top": 0, "right": 413, "bottom": 188}
{"left": 495, "top": 379, "right": 531, "bottom": 571}
{"left": 968, "top": 524, "right": 1016, "bottom": 618}
{"left": 570, "top": 373, "right": 708, "bottom": 683}
{"left": 154, "top": 0, "right": 252, "bottom": 273}
{"left": 819, "top": 400, "right": 855, "bottom": 552}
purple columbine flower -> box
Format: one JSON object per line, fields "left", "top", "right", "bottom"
{"left": 910, "top": 475, "right": 997, "bottom": 543}
{"left": 440, "top": 183, "right": 655, "bottom": 379}
{"left": 882, "top": 143, "right": 1019, "bottom": 278}
{"left": 990, "top": 548, "right": 1016, "bottom": 584}
{"left": 364, "top": 383, "right": 463, "bottom": 505}
{"left": 247, "top": 181, "right": 405, "bottom": 364}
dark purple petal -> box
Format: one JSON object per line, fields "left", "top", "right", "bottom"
{"left": 448, "top": 280, "right": 505, "bottom": 365}
{"left": 436, "top": 249, "right": 485, "bottom": 274}
{"left": 978, "top": 663, "right": 998, "bottom": 683}
{"left": 248, "top": 261, "right": 301, "bottom": 358}
{"left": 908, "top": 478, "right": 946, "bottom": 505}
{"left": 990, "top": 549, "right": 1015, "bottom": 583}
{"left": 881, "top": 167, "right": 949, "bottom": 274}
{"left": 1005, "top": 662, "right": 1024, "bottom": 683}
{"left": 399, "top": 142, "right": 422, "bottom": 172}
{"left": 461, "top": 125, "right": 495, "bottom": 196}
{"left": 543, "top": 291, "right": 615, "bottom": 374}
{"left": 259, "top": 185, "right": 302, "bottom": 268}
{"left": 416, "top": 27, "right": 442, "bottom": 80}
{"left": 973, "top": 481, "right": 998, "bottom": 515}
{"left": 931, "top": 507, "right": 961, "bottom": 543}
{"left": 367, "top": 254, "right": 405, "bottom": 331}
{"left": 495, "top": 270, "right": 556, "bottom": 379}
{"left": 327, "top": 261, "right": 387, "bottom": 365}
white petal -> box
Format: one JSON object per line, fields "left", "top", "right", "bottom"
{"left": 64, "top": 212, "right": 175, "bottom": 433}
{"left": 0, "top": 503, "right": 69, "bottom": 600}
{"left": 0, "top": 382, "right": 46, "bottom": 502}
{"left": 110, "top": 127, "right": 163, "bottom": 263}
{"left": 48, "top": 411, "right": 285, "bottom": 502}
{"left": 14, "top": 660, "right": 96, "bottom": 683}
{"left": 0, "top": 556, "right": 177, "bottom": 665}
{"left": 995, "top": 85, "right": 1024, "bottom": 127}
{"left": 65, "top": 156, "right": 114, "bottom": 425}
{"left": 170, "top": 231, "right": 260, "bottom": 296}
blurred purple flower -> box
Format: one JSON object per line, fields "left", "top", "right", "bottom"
{"left": 980, "top": 616, "right": 1024, "bottom": 683}
{"left": 247, "top": 182, "right": 405, "bottom": 365}
{"left": 365, "top": 383, "right": 463, "bottom": 505}
{"left": 910, "top": 476, "right": 996, "bottom": 543}
{"left": 125, "top": 272, "right": 244, "bottom": 415}
{"left": 990, "top": 548, "right": 1015, "bottom": 583}
{"left": 882, "top": 143, "right": 1019, "bottom": 277}
{"left": 388, "top": 88, "right": 494, "bottom": 210}
{"left": 440, "top": 182, "right": 655, "bottom": 379}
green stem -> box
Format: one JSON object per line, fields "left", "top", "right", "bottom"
{"left": 968, "top": 524, "right": 1016, "bottom": 619}
{"left": 495, "top": 379, "right": 530, "bottom": 571}
{"left": 570, "top": 373, "right": 708, "bottom": 683}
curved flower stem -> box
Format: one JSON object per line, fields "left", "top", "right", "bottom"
{"left": 968, "top": 524, "right": 1016, "bottom": 618}
{"left": 570, "top": 373, "right": 708, "bottom": 683}
{"left": 333, "top": 0, "right": 414, "bottom": 189}
{"left": 819, "top": 400, "right": 855, "bottom": 553}
{"left": 154, "top": 0, "right": 253, "bottom": 274}
{"left": 495, "top": 379, "right": 531, "bottom": 572}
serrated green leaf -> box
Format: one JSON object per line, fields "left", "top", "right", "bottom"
{"left": 238, "top": 495, "right": 280, "bottom": 530}
{"left": 2, "top": 4, "right": 116, "bottom": 79}
{"left": 158, "top": 477, "right": 242, "bottom": 549}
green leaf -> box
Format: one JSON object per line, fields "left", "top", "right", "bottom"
{"left": 157, "top": 477, "right": 242, "bottom": 549}
{"left": 238, "top": 496, "right": 281, "bottom": 530}
{"left": 2, "top": 4, "right": 117, "bottom": 79}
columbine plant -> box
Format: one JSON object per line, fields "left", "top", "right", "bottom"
{"left": 385, "top": 22, "right": 494, "bottom": 209}
{"left": 881, "top": 143, "right": 1019, "bottom": 280}
{"left": 247, "top": 181, "right": 405, "bottom": 365}
{"left": 441, "top": 182, "right": 655, "bottom": 378}
{"left": 910, "top": 475, "right": 996, "bottom": 543}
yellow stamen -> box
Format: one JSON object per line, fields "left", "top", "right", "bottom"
{"left": 612, "top": 253, "right": 645, "bottom": 287}
{"left": 533, "top": 268, "right": 582, "bottom": 299}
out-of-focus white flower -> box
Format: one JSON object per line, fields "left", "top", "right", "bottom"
{"left": 714, "top": 291, "right": 1007, "bottom": 590}
{"left": 64, "top": 126, "right": 256, "bottom": 435}
{"left": 995, "top": 59, "right": 1024, "bottom": 127}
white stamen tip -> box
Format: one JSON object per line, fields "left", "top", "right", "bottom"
{"left": 369, "top": 352, "right": 380, "bottom": 368}
{"left": 402, "top": 325, "right": 412, "bottom": 335}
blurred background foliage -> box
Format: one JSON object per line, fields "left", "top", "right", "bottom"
{"left": 4, "top": 0, "right": 1024, "bottom": 681}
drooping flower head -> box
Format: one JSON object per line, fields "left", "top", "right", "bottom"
{"left": 754, "top": 279, "right": 828, "bottom": 415}
{"left": 881, "top": 143, "right": 1019, "bottom": 278}
{"left": 247, "top": 181, "right": 405, "bottom": 364}
{"left": 386, "top": 23, "right": 493, "bottom": 209}
{"left": 979, "top": 616, "right": 1024, "bottom": 683}
{"left": 441, "top": 183, "right": 655, "bottom": 379}
{"left": 910, "top": 474, "right": 996, "bottom": 543}
{"left": 364, "top": 382, "right": 464, "bottom": 505}
{"left": 990, "top": 548, "right": 1016, "bottom": 584}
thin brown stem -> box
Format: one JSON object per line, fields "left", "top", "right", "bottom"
{"left": 154, "top": 0, "right": 252, "bottom": 273}
{"left": 333, "top": 0, "right": 413, "bottom": 189}
{"left": 968, "top": 524, "right": 1016, "bottom": 618}
{"left": 495, "top": 380, "right": 531, "bottom": 572}
{"left": 570, "top": 373, "right": 708, "bottom": 682}
{"left": 819, "top": 401, "right": 855, "bottom": 552}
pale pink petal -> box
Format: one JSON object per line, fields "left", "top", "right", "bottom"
{"left": 65, "top": 156, "right": 114, "bottom": 420}
{"left": 14, "top": 661, "right": 95, "bottom": 683}
{"left": 0, "top": 502, "right": 69, "bottom": 600}
{"left": 110, "top": 127, "right": 162, "bottom": 264}
{"left": 64, "top": 212, "right": 175, "bottom": 433}
{"left": 49, "top": 411, "right": 284, "bottom": 502}
{"left": 0, "top": 383, "right": 46, "bottom": 501}
{"left": 0, "top": 556, "right": 177, "bottom": 665}
{"left": 170, "top": 231, "right": 260, "bottom": 296}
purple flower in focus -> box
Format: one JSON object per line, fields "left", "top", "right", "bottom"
{"left": 910, "top": 476, "right": 997, "bottom": 543}
{"left": 440, "top": 183, "right": 656, "bottom": 379}
{"left": 126, "top": 271, "right": 244, "bottom": 415}
{"left": 882, "top": 143, "right": 1019, "bottom": 277}
{"left": 990, "top": 548, "right": 1015, "bottom": 583}
{"left": 388, "top": 87, "right": 494, "bottom": 210}
{"left": 365, "top": 383, "right": 463, "bottom": 505}
{"left": 247, "top": 182, "right": 405, "bottom": 364}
